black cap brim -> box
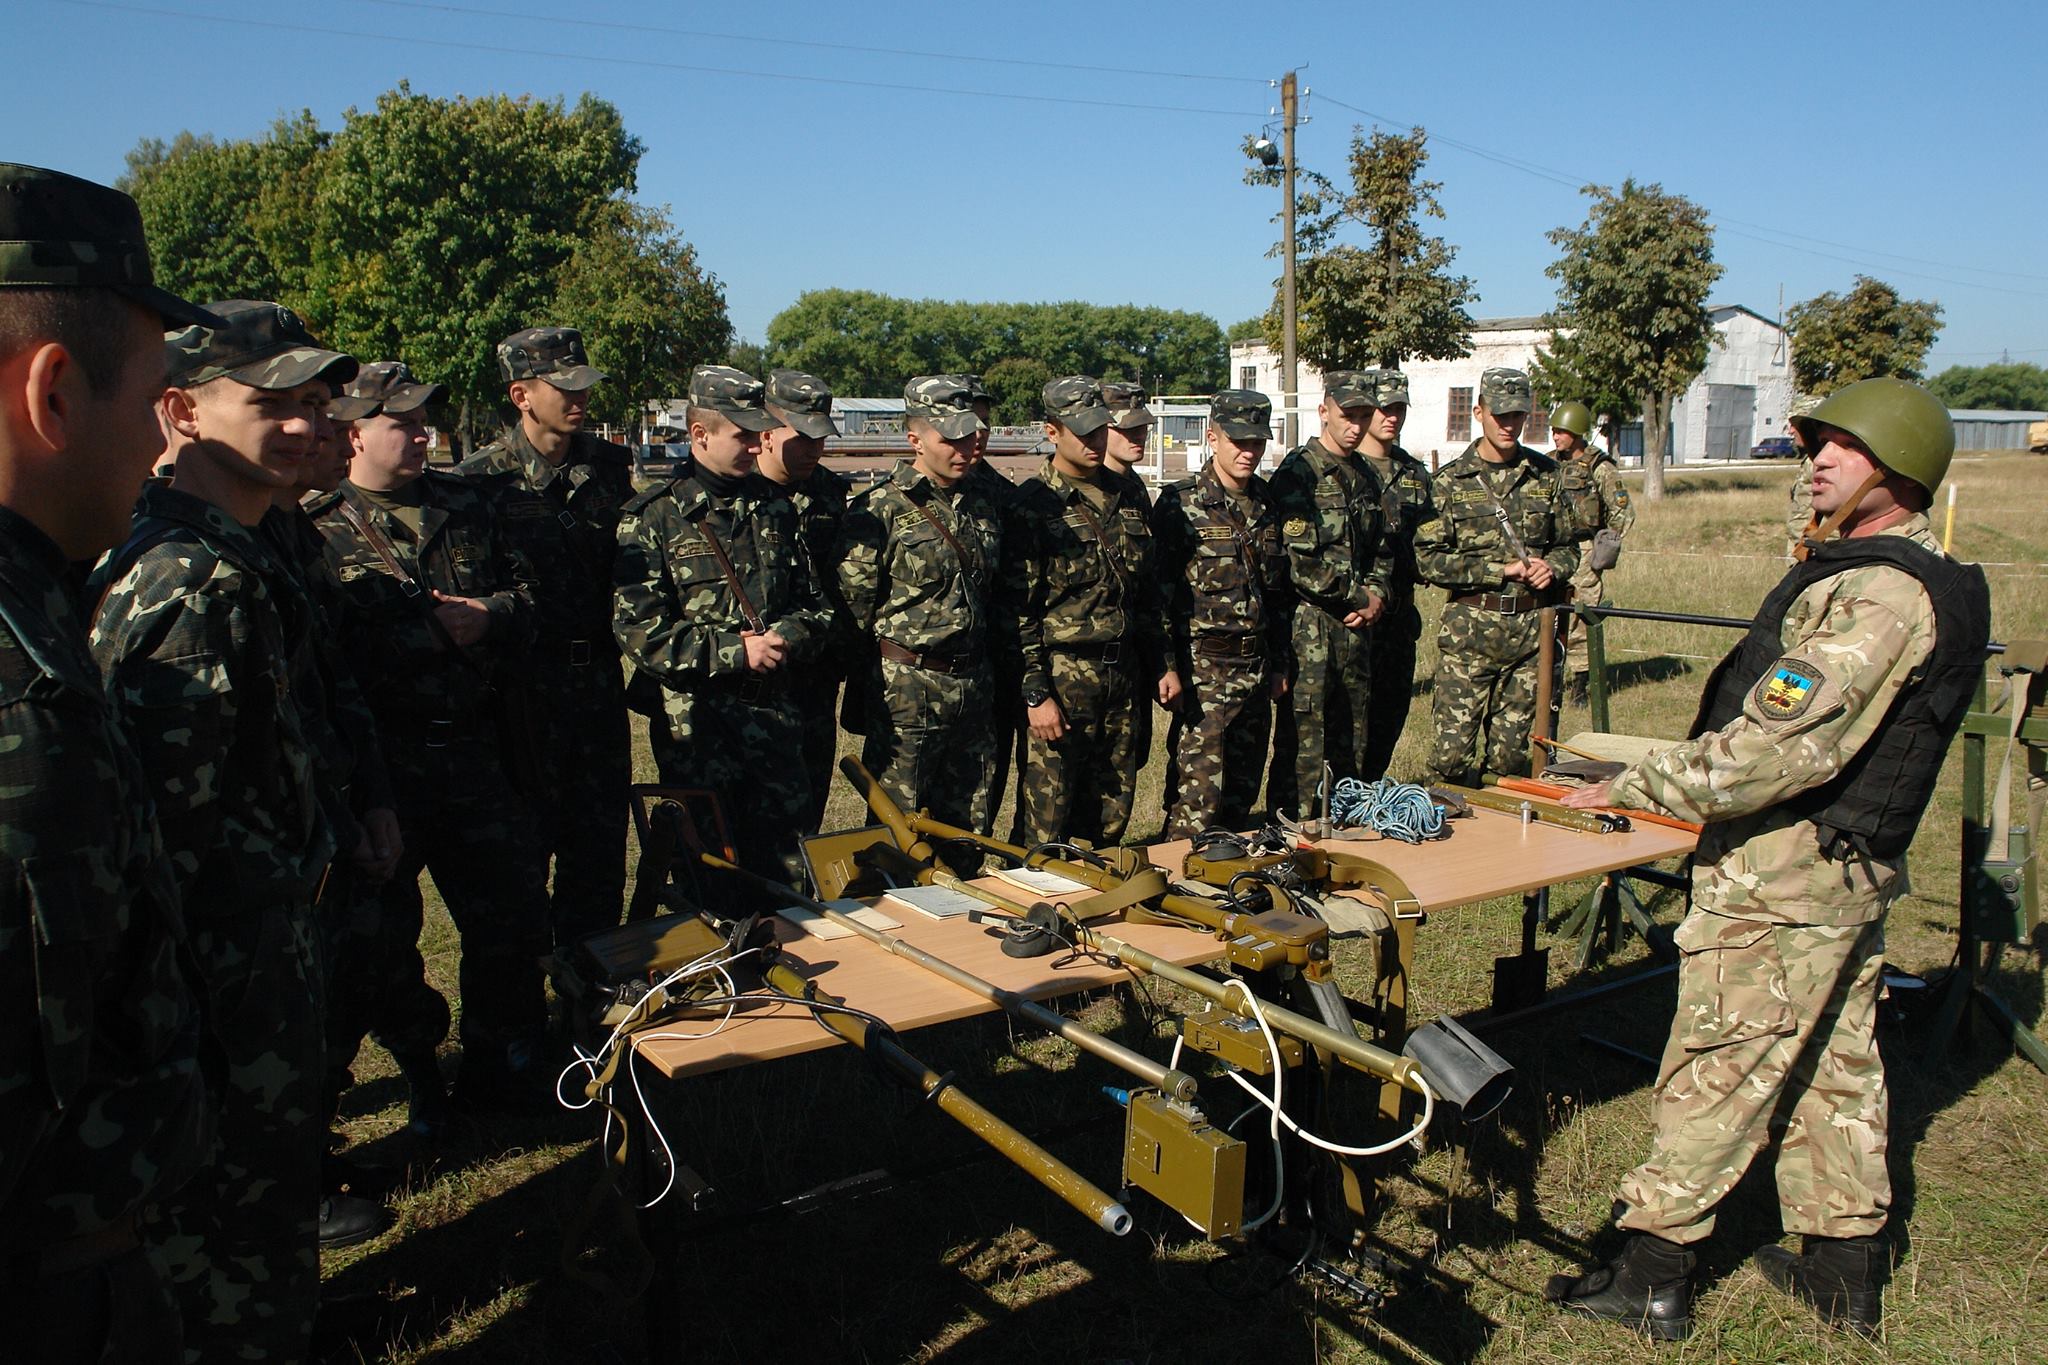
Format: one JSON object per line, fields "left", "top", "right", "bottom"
{"left": 775, "top": 408, "right": 839, "bottom": 439}
{"left": 120, "top": 280, "right": 222, "bottom": 330}
{"left": 538, "top": 365, "right": 607, "bottom": 392}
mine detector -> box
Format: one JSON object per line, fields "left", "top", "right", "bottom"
{"left": 550, "top": 758, "right": 1513, "bottom": 1296}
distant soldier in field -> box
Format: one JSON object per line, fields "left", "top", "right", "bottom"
{"left": 314, "top": 358, "right": 555, "bottom": 1115}
{"left": 1010, "top": 376, "right": 1178, "bottom": 846}
{"left": 613, "top": 366, "right": 830, "bottom": 890}
{"left": 1353, "top": 368, "right": 1434, "bottom": 781}
{"left": 833, "top": 376, "right": 1003, "bottom": 826}
{"left": 1548, "top": 378, "right": 1989, "bottom": 1341}
{"left": 1265, "top": 370, "right": 1392, "bottom": 817}
{"left": 758, "top": 368, "right": 852, "bottom": 830}
{"left": 0, "top": 162, "right": 212, "bottom": 1365}
{"left": 1785, "top": 392, "right": 1823, "bottom": 558}
{"left": 1414, "top": 367, "right": 1589, "bottom": 786}
{"left": 96, "top": 299, "right": 351, "bottom": 1363}
{"left": 1153, "top": 390, "right": 1291, "bottom": 836}
{"left": 457, "top": 328, "right": 634, "bottom": 948}
{"left": 960, "top": 373, "right": 1024, "bottom": 834}
{"left": 1550, "top": 398, "right": 1635, "bottom": 706}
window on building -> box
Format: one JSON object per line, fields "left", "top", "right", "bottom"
{"left": 1447, "top": 386, "right": 1472, "bottom": 441}
{"left": 1525, "top": 406, "right": 1550, "bottom": 444}
{"left": 1239, "top": 365, "right": 1258, "bottom": 389}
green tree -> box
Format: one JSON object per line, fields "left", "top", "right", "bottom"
{"left": 724, "top": 338, "right": 770, "bottom": 378}
{"left": 553, "top": 200, "right": 731, "bottom": 429}
{"left": 1248, "top": 126, "right": 1474, "bottom": 370}
{"left": 1225, "top": 316, "right": 1265, "bottom": 344}
{"left": 1785, "top": 276, "right": 1943, "bottom": 397}
{"left": 983, "top": 356, "right": 1053, "bottom": 426}
{"left": 1540, "top": 179, "right": 1722, "bottom": 500}
{"left": 1927, "top": 361, "right": 2048, "bottom": 411}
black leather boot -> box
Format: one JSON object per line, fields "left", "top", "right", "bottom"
{"left": 1545, "top": 1233, "right": 1695, "bottom": 1340}
{"left": 1755, "top": 1234, "right": 1885, "bottom": 1336}
{"left": 391, "top": 1047, "right": 452, "bottom": 1137}
{"left": 319, "top": 1192, "right": 392, "bottom": 1248}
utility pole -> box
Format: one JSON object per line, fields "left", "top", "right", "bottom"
{"left": 1280, "top": 70, "right": 1300, "bottom": 448}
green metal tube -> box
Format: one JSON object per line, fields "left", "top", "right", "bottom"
{"left": 761, "top": 960, "right": 1132, "bottom": 1235}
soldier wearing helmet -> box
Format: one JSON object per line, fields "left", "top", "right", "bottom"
{"left": 1548, "top": 399, "right": 1633, "bottom": 706}
{"left": 1550, "top": 378, "right": 1991, "bottom": 1340}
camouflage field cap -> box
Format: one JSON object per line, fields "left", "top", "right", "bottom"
{"left": 164, "top": 299, "right": 358, "bottom": 390}
{"left": 765, "top": 368, "right": 840, "bottom": 438}
{"left": 689, "top": 364, "right": 783, "bottom": 433}
{"left": 1209, "top": 389, "right": 1272, "bottom": 441}
{"left": 326, "top": 394, "right": 381, "bottom": 422}
{"left": 1366, "top": 367, "right": 1412, "bottom": 408}
{"left": 1042, "top": 375, "right": 1113, "bottom": 435}
{"left": 1103, "top": 381, "right": 1155, "bottom": 429}
{"left": 960, "top": 373, "right": 993, "bottom": 404}
{"left": 497, "top": 326, "right": 606, "bottom": 390}
{"left": 1322, "top": 370, "right": 1374, "bottom": 408}
{"left": 0, "top": 162, "right": 218, "bottom": 327}
{"left": 346, "top": 360, "right": 448, "bottom": 416}
{"left": 904, "top": 375, "right": 986, "bottom": 441}
{"left": 1478, "top": 367, "right": 1534, "bottom": 415}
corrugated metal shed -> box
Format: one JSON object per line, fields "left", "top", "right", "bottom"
{"left": 1948, "top": 409, "right": 2047, "bottom": 451}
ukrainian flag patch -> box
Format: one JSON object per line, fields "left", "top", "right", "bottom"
{"left": 1754, "top": 658, "right": 1824, "bottom": 720}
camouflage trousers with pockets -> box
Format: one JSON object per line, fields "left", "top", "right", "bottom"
{"left": 1163, "top": 652, "right": 1271, "bottom": 838}
{"left": 1269, "top": 608, "right": 1372, "bottom": 818}
{"left": 1013, "top": 650, "right": 1140, "bottom": 849}
{"left": 651, "top": 683, "right": 815, "bottom": 896}
{"left": 1361, "top": 601, "right": 1421, "bottom": 782}
{"left": 860, "top": 656, "right": 995, "bottom": 832}
{"left": 1426, "top": 600, "right": 1558, "bottom": 788}
{"left": 538, "top": 661, "right": 631, "bottom": 950}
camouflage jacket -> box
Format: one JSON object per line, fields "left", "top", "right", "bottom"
{"left": 1266, "top": 437, "right": 1395, "bottom": 621}
{"left": 1610, "top": 516, "right": 1946, "bottom": 927}
{"left": 92, "top": 483, "right": 335, "bottom": 908}
{"left": 1576, "top": 447, "right": 1636, "bottom": 537}
{"left": 259, "top": 505, "right": 395, "bottom": 837}
{"left": 1413, "top": 441, "right": 1588, "bottom": 593}
{"left": 0, "top": 506, "right": 209, "bottom": 1250}
{"left": 1151, "top": 468, "right": 1291, "bottom": 675}
{"left": 832, "top": 460, "right": 1004, "bottom": 663}
{"left": 967, "top": 459, "right": 1026, "bottom": 683}
{"left": 759, "top": 463, "right": 855, "bottom": 674}
{"left": 308, "top": 473, "right": 537, "bottom": 722}
{"left": 455, "top": 425, "right": 634, "bottom": 666}
{"left": 612, "top": 466, "right": 829, "bottom": 687}
{"left": 1105, "top": 463, "right": 1155, "bottom": 512}
{"left": 1010, "top": 459, "right": 1169, "bottom": 698}
{"left": 1360, "top": 444, "right": 1436, "bottom": 603}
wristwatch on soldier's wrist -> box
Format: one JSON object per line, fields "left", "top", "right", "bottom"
{"left": 1023, "top": 688, "right": 1050, "bottom": 708}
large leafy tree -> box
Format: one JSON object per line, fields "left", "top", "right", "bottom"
{"left": 1247, "top": 125, "right": 1475, "bottom": 370}
{"left": 1786, "top": 276, "right": 1944, "bottom": 396}
{"left": 1539, "top": 179, "right": 1721, "bottom": 500}
{"left": 1927, "top": 362, "right": 2048, "bottom": 411}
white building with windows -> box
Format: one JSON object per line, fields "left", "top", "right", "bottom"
{"left": 1228, "top": 303, "right": 1794, "bottom": 469}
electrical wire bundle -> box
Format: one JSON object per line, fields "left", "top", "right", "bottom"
{"left": 1325, "top": 777, "right": 1447, "bottom": 842}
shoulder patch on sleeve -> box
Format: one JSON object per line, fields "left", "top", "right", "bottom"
{"left": 1753, "top": 657, "right": 1825, "bottom": 721}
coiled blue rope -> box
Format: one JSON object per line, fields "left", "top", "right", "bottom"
{"left": 1325, "top": 777, "right": 1446, "bottom": 843}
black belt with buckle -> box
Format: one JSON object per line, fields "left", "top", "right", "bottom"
{"left": 1193, "top": 633, "right": 1265, "bottom": 660}
{"left": 1051, "top": 639, "right": 1128, "bottom": 665}
{"left": 877, "top": 637, "right": 975, "bottom": 675}
{"left": 1451, "top": 589, "right": 1542, "bottom": 615}
{"left": 567, "top": 638, "right": 594, "bottom": 667}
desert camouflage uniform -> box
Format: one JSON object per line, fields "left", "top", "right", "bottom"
{"left": 0, "top": 504, "right": 209, "bottom": 1362}
{"left": 1359, "top": 442, "right": 1434, "bottom": 782}
{"left": 93, "top": 483, "right": 335, "bottom": 1365}
{"left": 457, "top": 423, "right": 634, "bottom": 947}
{"left": 1564, "top": 445, "right": 1635, "bottom": 677}
{"left": 1010, "top": 460, "right": 1167, "bottom": 847}
{"left": 1787, "top": 458, "right": 1815, "bottom": 557}
{"left": 834, "top": 461, "right": 1003, "bottom": 828}
{"left": 966, "top": 457, "right": 1025, "bottom": 834}
{"left": 613, "top": 467, "right": 830, "bottom": 889}
{"left": 1604, "top": 515, "right": 1953, "bottom": 1246}
{"left": 1153, "top": 467, "right": 1290, "bottom": 836}
{"left": 1414, "top": 442, "right": 1586, "bottom": 786}
{"left": 311, "top": 474, "right": 547, "bottom": 1071}
{"left": 761, "top": 462, "right": 852, "bottom": 831}
{"left": 1265, "top": 436, "right": 1393, "bottom": 816}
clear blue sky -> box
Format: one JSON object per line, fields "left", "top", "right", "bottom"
{"left": 9, "top": 0, "right": 2043, "bottom": 373}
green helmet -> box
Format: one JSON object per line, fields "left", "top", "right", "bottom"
{"left": 1793, "top": 378, "right": 1955, "bottom": 496}
{"left": 1548, "top": 400, "right": 1593, "bottom": 438}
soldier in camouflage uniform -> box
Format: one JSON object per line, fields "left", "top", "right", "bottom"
{"left": 313, "top": 360, "right": 551, "bottom": 1112}
{"left": 1549, "top": 399, "right": 1636, "bottom": 706}
{"left": 613, "top": 366, "right": 830, "bottom": 892}
{"left": 1010, "top": 376, "right": 1178, "bottom": 847}
{"left": 1785, "top": 393, "right": 1823, "bottom": 558}
{"left": 1548, "top": 379, "right": 1989, "bottom": 1340}
{"left": 1353, "top": 369, "right": 1434, "bottom": 782}
{"left": 456, "top": 329, "right": 634, "bottom": 948}
{"left": 960, "top": 374, "right": 1024, "bottom": 834}
{"left": 0, "top": 163, "right": 212, "bottom": 1364}
{"left": 96, "top": 300, "right": 352, "bottom": 1363}
{"left": 1265, "top": 371, "right": 1393, "bottom": 818}
{"left": 757, "top": 369, "right": 852, "bottom": 830}
{"left": 1153, "top": 390, "right": 1291, "bottom": 836}
{"left": 1101, "top": 382, "right": 1158, "bottom": 788}
{"left": 832, "top": 377, "right": 1003, "bottom": 827}
{"left": 1414, "top": 368, "right": 1589, "bottom": 787}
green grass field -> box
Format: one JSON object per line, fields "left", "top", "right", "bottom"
{"left": 320, "top": 453, "right": 2048, "bottom": 1364}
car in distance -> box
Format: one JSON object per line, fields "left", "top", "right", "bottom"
{"left": 1750, "top": 436, "right": 1798, "bottom": 459}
